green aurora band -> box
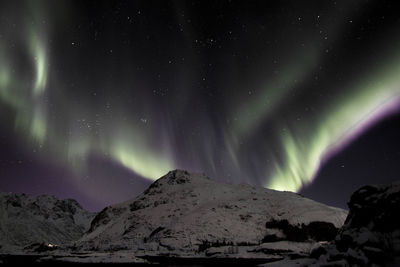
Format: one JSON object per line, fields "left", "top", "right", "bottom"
{"left": 0, "top": 16, "right": 174, "bottom": 181}
{"left": 0, "top": 26, "right": 48, "bottom": 144}
{"left": 0, "top": 2, "right": 400, "bottom": 195}
{"left": 267, "top": 50, "right": 400, "bottom": 192}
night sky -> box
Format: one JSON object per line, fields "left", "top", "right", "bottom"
{"left": 1, "top": 0, "right": 400, "bottom": 211}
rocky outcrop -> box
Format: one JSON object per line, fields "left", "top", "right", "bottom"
{"left": 284, "top": 182, "right": 400, "bottom": 267}
{"left": 77, "top": 169, "right": 347, "bottom": 261}
{"left": 0, "top": 192, "right": 95, "bottom": 253}
{"left": 335, "top": 182, "right": 400, "bottom": 266}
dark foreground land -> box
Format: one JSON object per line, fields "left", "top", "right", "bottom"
{"left": 0, "top": 254, "right": 275, "bottom": 266}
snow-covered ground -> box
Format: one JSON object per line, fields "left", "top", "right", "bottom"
{"left": 76, "top": 169, "right": 347, "bottom": 259}
{"left": 2, "top": 170, "right": 399, "bottom": 265}
{"left": 0, "top": 170, "right": 353, "bottom": 265}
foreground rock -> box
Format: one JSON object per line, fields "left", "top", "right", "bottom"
{"left": 335, "top": 182, "right": 400, "bottom": 266}
{"left": 77, "top": 169, "right": 347, "bottom": 262}
{"left": 0, "top": 192, "right": 95, "bottom": 253}
{"left": 276, "top": 182, "right": 400, "bottom": 267}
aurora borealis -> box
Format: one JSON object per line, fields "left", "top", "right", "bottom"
{"left": 1, "top": 0, "right": 400, "bottom": 210}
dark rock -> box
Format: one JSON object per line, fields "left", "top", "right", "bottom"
{"left": 265, "top": 219, "right": 308, "bottom": 242}
{"left": 362, "top": 246, "right": 384, "bottom": 263}
{"left": 265, "top": 219, "right": 339, "bottom": 242}
{"left": 346, "top": 248, "right": 368, "bottom": 267}
{"left": 345, "top": 183, "right": 400, "bottom": 232}
{"left": 307, "top": 221, "right": 338, "bottom": 241}
{"left": 275, "top": 181, "right": 400, "bottom": 267}
{"left": 326, "top": 248, "right": 347, "bottom": 262}
{"left": 262, "top": 233, "right": 282, "bottom": 243}
{"left": 335, "top": 182, "right": 400, "bottom": 265}
{"left": 310, "top": 245, "right": 327, "bottom": 259}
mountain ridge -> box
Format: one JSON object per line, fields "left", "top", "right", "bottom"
{"left": 0, "top": 191, "right": 95, "bottom": 253}
{"left": 77, "top": 169, "right": 347, "bottom": 256}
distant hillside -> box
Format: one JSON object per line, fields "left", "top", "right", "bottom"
{"left": 0, "top": 192, "right": 95, "bottom": 253}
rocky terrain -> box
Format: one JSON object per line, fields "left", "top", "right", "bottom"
{"left": 0, "top": 192, "right": 95, "bottom": 253}
{"left": 269, "top": 182, "right": 400, "bottom": 266}
{"left": 2, "top": 170, "right": 399, "bottom": 266}
{"left": 75, "top": 169, "right": 347, "bottom": 263}
{"left": 336, "top": 182, "right": 400, "bottom": 260}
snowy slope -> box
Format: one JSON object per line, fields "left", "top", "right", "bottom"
{"left": 78, "top": 170, "right": 347, "bottom": 256}
{"left": 0, "top": 192, "right": 95, "bottom": 253}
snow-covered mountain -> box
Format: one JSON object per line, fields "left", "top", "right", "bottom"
{"left": 0, "top": 192, "right": 95, "bottom": 253}
{"left": 3, "top": 170, "right": 399, "bottom": 266}
{"left": 78, "top": 169, "right": 347, "bottom": 258}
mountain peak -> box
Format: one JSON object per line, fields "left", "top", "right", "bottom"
{"left": 164, "top": 169, "right": 191, "bottom": 183}
{"left": 80, "top": 170, "right": 348, "bottom": 255}
{"left": 142, "top": 170, "right": 210, "bottom": 196}
{"left": 162, "top": 169, "right": 210, "bottom": 184}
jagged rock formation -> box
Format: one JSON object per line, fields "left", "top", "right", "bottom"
{"left": 78, "top": 169, "right": 347, "bottom": 260}
{"left": 279, "top": 182, "right": 400, "bottom": 267}
{"left": 334, "top": 182, "right": 400, "bottom": 266}
{"left": 0, "top": 192, "right": 95, "bottom": 253}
